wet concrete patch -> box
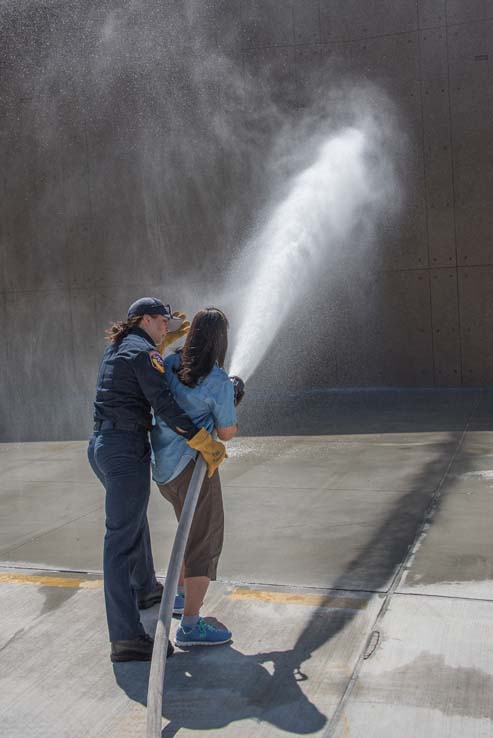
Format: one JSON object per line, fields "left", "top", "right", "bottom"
{"left": 333, "top": 594, "right": 493, "bottom": 738}
{"left": 351, "top": 651, "right": 493, "bottom": 720}
{"left": 399, "top": 488, "right": 493, "bottom": 595}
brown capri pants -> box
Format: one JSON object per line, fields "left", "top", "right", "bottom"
{"left": 157, "top": 460, "right": 224, "bottom": 580}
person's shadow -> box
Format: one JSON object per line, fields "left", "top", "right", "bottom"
{"left": 113, "top": 613, "right": 329, "bottom": 736}
{"left": 113, "top": 425, "right": 464, "bottom": 735}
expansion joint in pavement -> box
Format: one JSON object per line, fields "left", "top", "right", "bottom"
{"left": 322, "top": 399, "right": 481, "bottom": 737}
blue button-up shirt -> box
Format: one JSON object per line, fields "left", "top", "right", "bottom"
{"left": 151, "top": 353, "right": 237, "bottom": 484}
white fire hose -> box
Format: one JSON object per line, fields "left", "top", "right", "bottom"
{"left": 146, "top": 452, "right": 208, "bottom": 738}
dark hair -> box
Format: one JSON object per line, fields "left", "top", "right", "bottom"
{"left": 105, "top": 315, "right": 142, "bottom": 344}
{"left": 176, "top": 308, "right": 229, "bottom": 388}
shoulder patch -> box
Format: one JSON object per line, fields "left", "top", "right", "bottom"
{"left": 149, "top": 350, "right": 165, "bottom": 374}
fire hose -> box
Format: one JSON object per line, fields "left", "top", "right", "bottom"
{"left": 146, "top": 453, "right": 208, "bottom": 738}
{"left": 146, "top": 377, "right": 243, "bottom": 736}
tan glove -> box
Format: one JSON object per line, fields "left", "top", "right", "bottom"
{"left": 157, "top": 312, "right": 191, "bottom": 354}
{"left": 187, "top": 428, "right": 227, "bottom": 478}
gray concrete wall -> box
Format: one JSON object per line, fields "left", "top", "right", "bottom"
{"left": 1, "top": 0, "right": 493, "bottom": 441}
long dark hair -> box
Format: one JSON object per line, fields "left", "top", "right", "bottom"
{"left": 105, "top": 316, "right": 142, "bottom": 344}
{"left": 176, "top": 308, "right": 229, "bottom": 388}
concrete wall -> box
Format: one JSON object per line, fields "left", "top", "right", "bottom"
{"left": 1, "top": 0, "right": 493, "bottom": 441}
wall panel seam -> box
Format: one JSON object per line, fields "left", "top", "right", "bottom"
{"left": 445, "top": 2, "right": 463, "bottom": 384}
{"left": 417, "top": 24, "right": 431, "bottom": 270}
{"left": 446, "top": 17, "right": 493, "bottom": 30}
{"left": 240, "top": 28, "right": 423, "bottom": 52}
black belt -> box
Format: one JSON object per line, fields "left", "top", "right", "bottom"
{"left": 93, "top": 420, "right": 149, "bottom": 433}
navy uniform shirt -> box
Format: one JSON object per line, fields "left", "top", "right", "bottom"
{"left": 93, "top": 327, "right": 199, "bottom": 439}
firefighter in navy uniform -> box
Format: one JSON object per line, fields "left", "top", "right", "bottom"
{"left": 87, "top": 297, "right": 226, "bottom": 663}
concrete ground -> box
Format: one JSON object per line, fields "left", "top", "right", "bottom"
{"left": 1, "top": 388, "right": 493, "bottom": 738}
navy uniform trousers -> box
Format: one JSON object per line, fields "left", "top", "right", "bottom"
{"left": 88, "top": 428, "right": 158, "bottom": 641}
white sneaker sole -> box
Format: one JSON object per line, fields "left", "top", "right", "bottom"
{"left": 173, "top": 607, "right": 184, "bottom": 615}
{"left": 175, "top": 636, "right": 232, "bottom": 647}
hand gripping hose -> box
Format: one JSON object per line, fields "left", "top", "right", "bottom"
{"left": 146, "top": 453, "right": 208, "bottom": 738}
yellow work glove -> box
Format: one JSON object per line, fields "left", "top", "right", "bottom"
{"left": 187, "top": 428, "right": 227, "bottom": 478}
{"left": 157, "top": 312, "right": 191, "bottom": 354}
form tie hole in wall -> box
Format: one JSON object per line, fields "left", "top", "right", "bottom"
{"left": 475, "top": 55, "right": 489, "bottom": 62}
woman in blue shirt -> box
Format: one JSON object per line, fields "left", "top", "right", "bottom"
{"left": 151, "top": 307, "right": 244, "bottom": 647}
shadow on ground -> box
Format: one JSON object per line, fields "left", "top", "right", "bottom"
{"left": 114, "top": 639, "right": 327, "bottom": 736}
{"left": 113, "top": 389, "right": 488, "bottom": 735}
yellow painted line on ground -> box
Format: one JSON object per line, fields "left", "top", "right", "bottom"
{"left": 0, "top": 573, "right": 102, "bottom": 589}
{"left": 229, "top": 588, "right": 368, "bottom": 610}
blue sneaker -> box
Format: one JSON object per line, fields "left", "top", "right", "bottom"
{"left": 175, "top": 617, "right": 232, "bottom": 647}
{"left": 173, "top": 593, "right": 185, "bottom": 615}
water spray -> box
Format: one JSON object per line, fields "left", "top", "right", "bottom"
{"left": 147, "top": 113, "right": 400, "bottom": 734}
{"left": 229, "top": 123, "right": 399, "bottom": 383}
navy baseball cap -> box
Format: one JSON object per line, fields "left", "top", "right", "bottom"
{"left": 127, "top": 297, "right": 183, "bottom": 330}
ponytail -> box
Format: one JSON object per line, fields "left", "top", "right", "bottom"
{"left": 105, "top": 315, "right": 142, "bottom": 344}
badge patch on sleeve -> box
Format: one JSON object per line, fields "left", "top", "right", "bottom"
{"left": 149, "top": 350, "right": 165, "bottom": 374}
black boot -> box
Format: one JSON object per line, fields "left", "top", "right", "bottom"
{"left": 137, "top": 582, "right": 163, "bottom": 610}
{"left": 111, "top": 633, "right": 174, "bottom": 662}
